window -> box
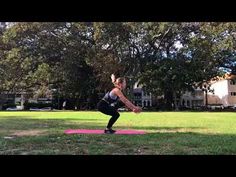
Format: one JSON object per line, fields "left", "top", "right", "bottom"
{"left": 230, "top": 80, "right": 236, "bottom": 85}
{"left": 187, "top": 100, "right": 190, "bottom": 107}
{"left": 230, "top": 92, "right": 236, "bottom": 96}
{"left": 138, "top": 101, "right": 142, "bottom": 106}
{"left": 182, "top": 99, "right": 185, "bottom": 106}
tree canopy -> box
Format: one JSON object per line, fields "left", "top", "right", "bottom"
{"left": 0, "top": 22, "right": 235, "bottom": 109}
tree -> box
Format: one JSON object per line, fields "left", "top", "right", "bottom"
{"left": 0, "top": 22, "right": 98, "bottom": 109}
{"left": 138, "top": 22, "right": 235, "bottom": 110}
{"left": 1, "top": 22, "right": 236, "bottom": 110}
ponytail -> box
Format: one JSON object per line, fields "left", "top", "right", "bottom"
{"left": 111, "top": 74, "right": 125, "bottom": 89}
{"left": 111, "top": 74, "right": 116, "bottom": 84}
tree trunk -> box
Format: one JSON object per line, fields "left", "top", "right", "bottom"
{"left": 173, "top": 91, "right": 179, "bottom": 111}
{"left": 205, "top": 90, "right": 208, "bottom": 108}
{"left": 164, "top": 90, "right": 173, "bottom": 110}
{"left": 0, "top": 93, "right": 5, "bottom": 110}
{"left": 21, "top": 94, "right": 25, "bottom": 110}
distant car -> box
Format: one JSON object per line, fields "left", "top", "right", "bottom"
{"left": 117, "top": 107, "right": 129, "bottom": 111}
{"left": 233, "top": 104, "right": 236, "bottom": 109}
{"left": 29, "top": 107, "right": 52, "bottom": 111}
{"left": 40, "top": 107, "right": 52, "bottom": 111}
{"left": 6, "top": 107, "right": 18, "bottom": 111}
{"left": 29, "top": 107, "right": 41, "bottom": 111}
{"left": 208, "top": 104, "right": 224, "bottom": 110}
{"left": 142, "top": 107, "right": 149, "bottom": 110}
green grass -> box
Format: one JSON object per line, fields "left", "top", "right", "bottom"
{"left": 0, "top": 111, "right": 236, "bottom": 155}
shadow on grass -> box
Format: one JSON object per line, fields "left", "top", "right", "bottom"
{"left": 1, "top": 130, "right": 236, "bottom": 155}
{"left": 1, "top": 113, "right": 235, "bottom": 154}
{"left": 0, "top": 114, "right": 235, "bottom": 153}
{"left": 119, "top": 125, "right": 205, "bottom": 131}
{"left": 0, "top": 118, "right": 69, "bottom": 128}
{"left": 0, "top": 118, "right": 206, "bottom": 132}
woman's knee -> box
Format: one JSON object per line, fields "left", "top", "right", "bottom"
{"left": 114, "top": 112, "right": 120, "bottom": 119}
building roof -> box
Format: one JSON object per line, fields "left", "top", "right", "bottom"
{"left": 210, "top": 73, "right": 236, "bottom": 84}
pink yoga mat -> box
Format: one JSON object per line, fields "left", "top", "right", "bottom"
{"left": 64, "top": 129, "right": 145, "bottom": 135}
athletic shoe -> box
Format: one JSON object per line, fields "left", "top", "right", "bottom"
{"left": 104, "top": 128, "right": 116, "bottom": 134}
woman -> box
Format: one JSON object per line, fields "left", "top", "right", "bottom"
{"left": 97, "top": 74, "right": 142, "bottom": 134}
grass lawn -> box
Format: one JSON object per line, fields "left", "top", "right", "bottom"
{"left": 0, "top": 111, "right": 235, "bottom": 155}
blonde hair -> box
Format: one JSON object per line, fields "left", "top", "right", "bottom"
{"left": 111, "top": 74, "right": 125, "bottom": 88}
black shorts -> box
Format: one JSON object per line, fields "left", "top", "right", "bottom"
{"left": 97, "top": 100, "right": 119, "bottom": 116}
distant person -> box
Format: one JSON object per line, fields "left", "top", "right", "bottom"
{"left": 62, "top": 101, "right": 66, "bottom": 110}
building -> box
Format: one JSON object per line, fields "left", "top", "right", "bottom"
{"left": 180, "top": 74, "right": 236, "bottom": 108}
{"left": 0, "top": 92, "right": 28, "bottom": 110}
{"left": 0, "top": 90, "right": 53, "bottom": 110}
{"left": 180, "top": 88, "right": 204, "bottom": 108}
{"left": 207, "top": 74, "right": 236, "bottom": 107}
{"left": 133, "top": 82, "right": 152, "bottom": 108}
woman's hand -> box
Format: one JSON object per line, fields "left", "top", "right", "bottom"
{"left": 133, "top": 106, "right": 142, "bottom": 113}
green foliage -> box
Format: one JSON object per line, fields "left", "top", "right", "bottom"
{"left": 1, "top": 22, "right": 236, "bottom": 109}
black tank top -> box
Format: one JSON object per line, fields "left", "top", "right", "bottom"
{"left": 102, "top": 90, "right": 119, "bottom": 104}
